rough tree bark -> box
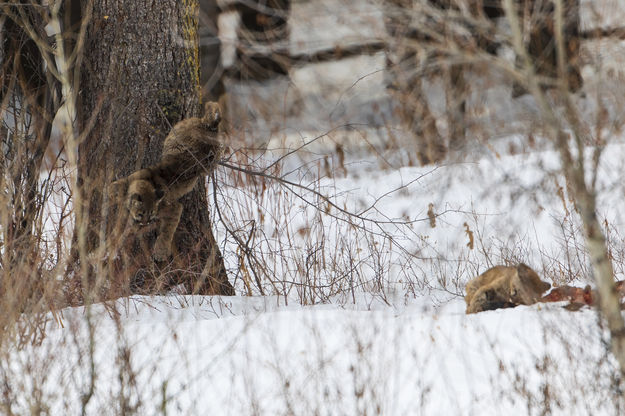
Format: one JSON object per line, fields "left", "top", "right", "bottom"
{"left": 71, "top": 0, "right": 234, "bottom": 299}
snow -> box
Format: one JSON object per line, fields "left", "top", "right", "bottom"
{"left": 289, "top": 0, "right": 384, "bottom": 55}
{"left": 9, "top": 143, "right": 625, "bottom": 414}
{"left": 9, "top": 295, "right": 619, "bottom": 415}
{"left": 580, "top": 0, "right": 625, "bottom": 31}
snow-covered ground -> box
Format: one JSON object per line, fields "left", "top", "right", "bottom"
{"left": 8, "top": 143, "right": 625, "bottom": 415}
{"left": 8, "top": 295, "right": 619, "bottom": 415}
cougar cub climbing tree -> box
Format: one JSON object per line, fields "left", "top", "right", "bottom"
{"left": 70, "top": 0, "right": 233, "bottom": 298}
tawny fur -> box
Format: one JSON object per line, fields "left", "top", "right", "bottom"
{"left": 109, "top": 101, "right": 224, "bottom": 261}
{"left": 465, "top": 264, "right": 551, "bottom": 314}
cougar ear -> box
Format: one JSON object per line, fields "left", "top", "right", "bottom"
{"left": 108, "top": 178, "right": 129, "bottom": 199}
{"left": 517, "top": 263, "right": 551, "bottom": 294}
{"left": 516, "top": 263, "right": 530, "bottom": 275}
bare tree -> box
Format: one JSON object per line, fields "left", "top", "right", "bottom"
{"left": 66, "top": 0, "right": 234, "bottom": 300}
{"left": 502, "top": 0, "right": 625, "bottom": 378}
{"left": 383, "top": 0, "right": 582, "bottom": 165}
{"left": 0, "top": 3, "right": 61, "bottom": 313}
{"left": 383, "top": 0, "right": 625, "bottom": 378}
{"left": 224, "top": 0, "right": 291, "bottom": 81}
{"left": 199, "top": 0, "right": 225, "bottom": 100}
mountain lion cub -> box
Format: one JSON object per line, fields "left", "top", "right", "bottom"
{"left": 109, "top": 101, "right": 224, "bottom": 261}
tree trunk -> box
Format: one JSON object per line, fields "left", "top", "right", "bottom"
{"left": 199, "top": 0, "right": 224, "bottom": 101}
{"left": 504, "top": 0, "right": 625, "bottom": 381}
{"left": 579, "top": 199, "right": 625, "bottom": 378}
{"left": 70, "top": 0, "right": 233, "bottom": 300}
{"left": 556, "top": 128, "right": 625, "bottom": 379}
{"left": 226, "top": 0, "right": 291, "bottom": 81}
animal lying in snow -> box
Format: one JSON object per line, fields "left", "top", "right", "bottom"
{"left": 465, "top": 263, "right": 551, "bottom": 314}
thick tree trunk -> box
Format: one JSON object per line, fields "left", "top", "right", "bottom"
{"left": 71, "top": 0, "right": 233, "bottom": 300}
